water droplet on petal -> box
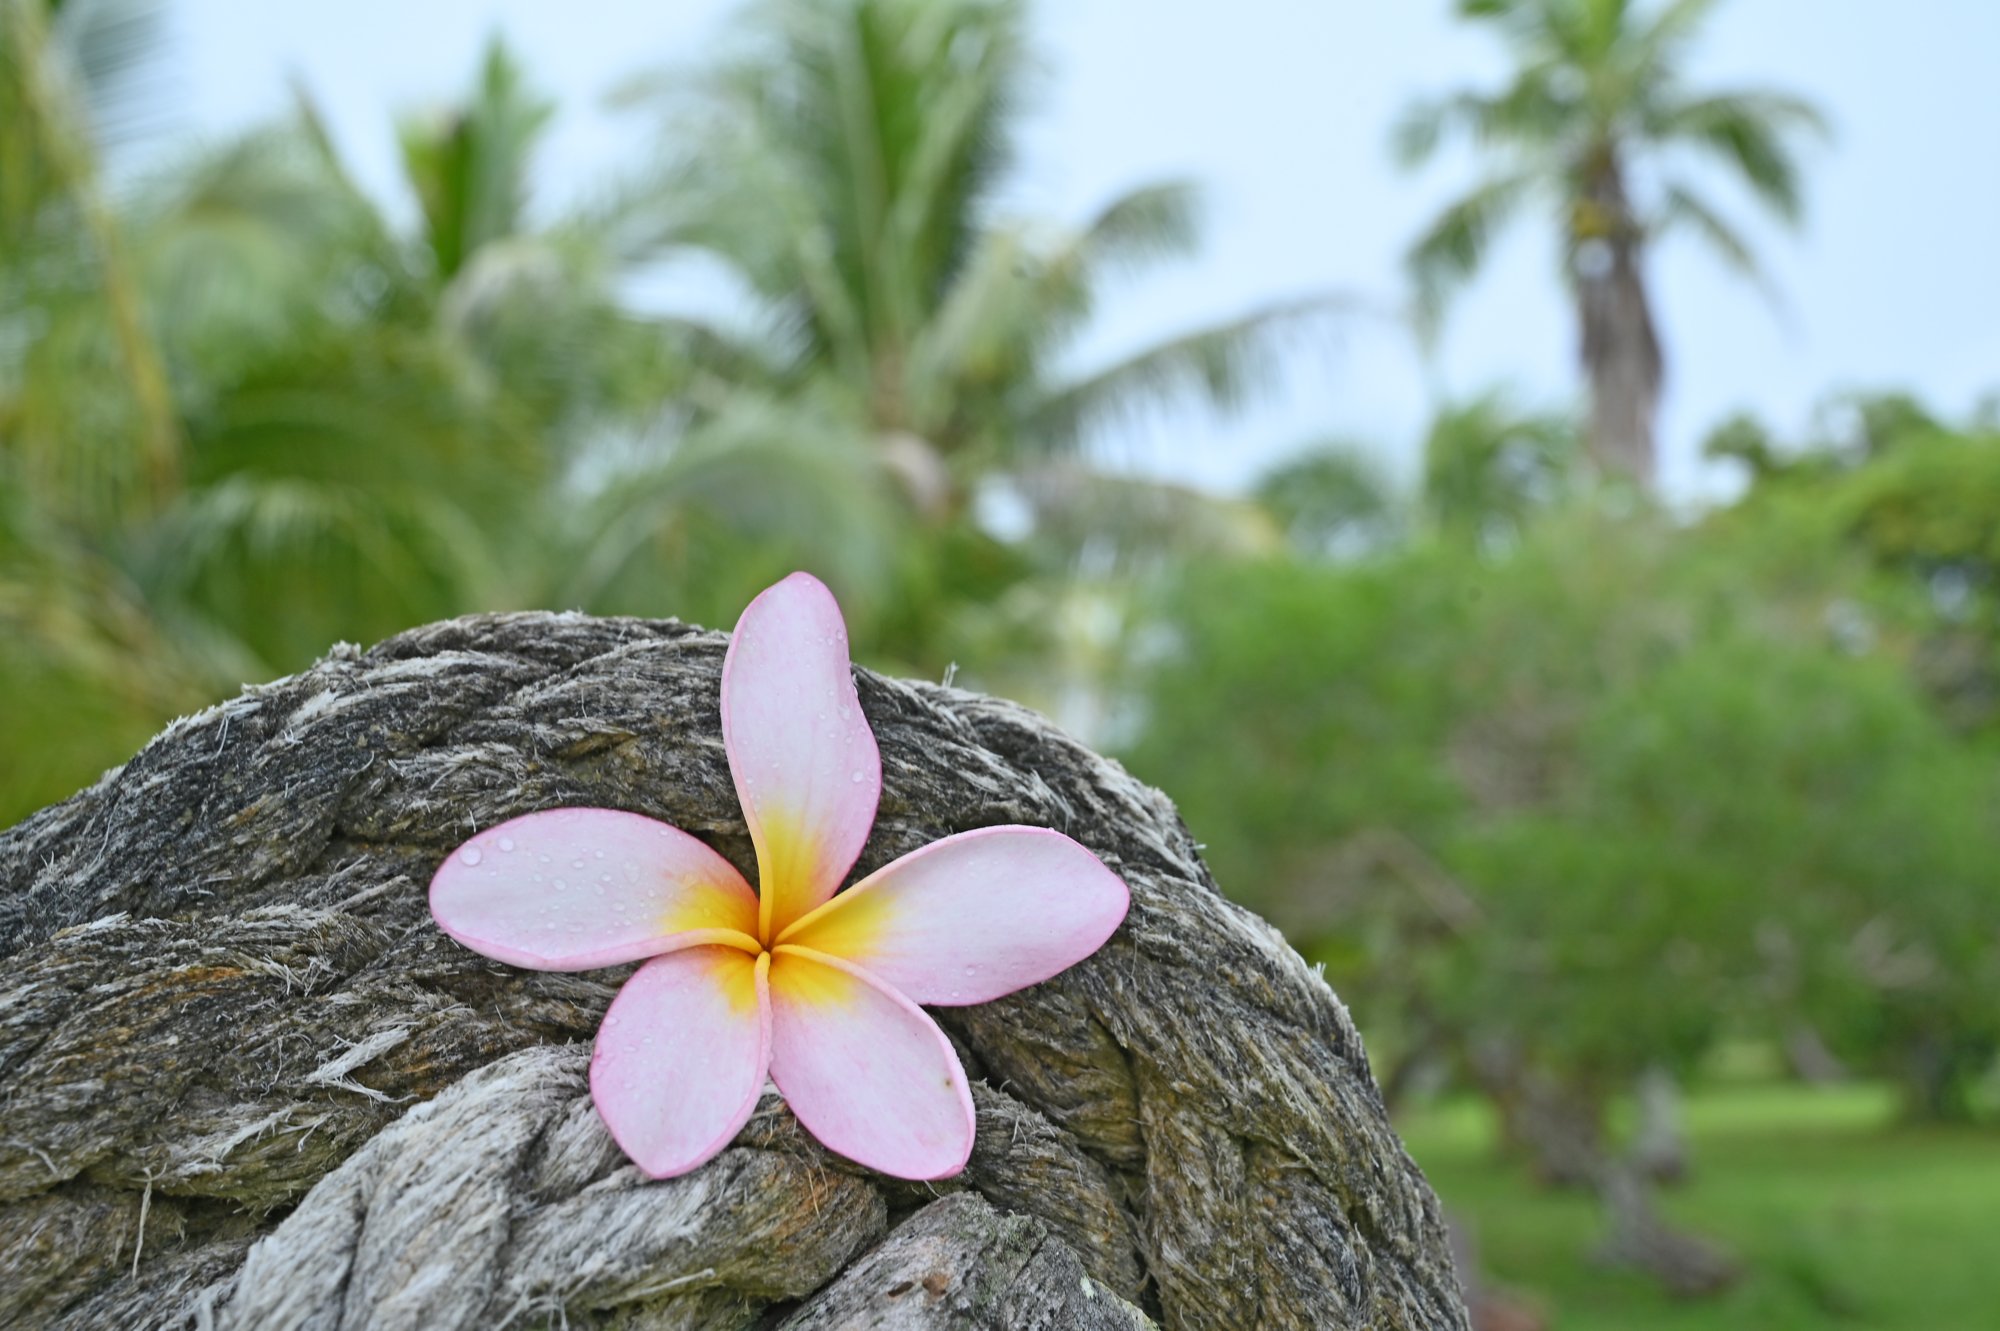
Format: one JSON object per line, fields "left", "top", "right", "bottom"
{"left": 850, "top": 770, "right": 865, "bottom": 783}
{"left": 553, "top": 878, "right": 568, "bottom": 892}
{"left": 459, "top": 846, "right": 483, "bottom": 866}
{"left": 497, "top": 836, "right": 516, "bottom": 852}
{"left": 594, "top": 849, "right": 606, "bottom": 860}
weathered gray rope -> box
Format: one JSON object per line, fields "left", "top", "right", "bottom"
{"left": 0, "top": 612, "right": 1466, "bottom": 1329}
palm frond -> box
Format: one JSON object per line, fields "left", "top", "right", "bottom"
{"left": 147, "top": 474, "right": 503, "bottom": 655}
{"left": 1393, "top": 82, "right": 1573, "bottom": 166}
{"left": 1390, "top": 95, "right": 1459, "bottom": 168}
{"left": 904, "top": 180, "right": 1202, "bottom": 437}
{"left": 880, "top": 0, "right": 1030, "bottom": 301}
{"left": 133, "top": 122, "right": 417, "bottom": 387}
{"left": 1633, "top": 0, "right": 1722, "bottom": 72}
{"left": 900, "top": 224, "right": 1038, "bottom": 435}
{"left": 1074, "top": 180, "right": 1203, "bottom": 274}
{"left": 1406, "top": 170, "right": 1539, "bottom": 335}
{"left": 1008, "top": 463, "right": 1283, "bottom": 568}
{"left": 1655, "top": 91, "right": 1828, "bottom": 224}
{"left": 41, "top": 0, "right": 168, "bottom": 148}
{"left": 1652, "top": 181, "right": 1786, "bottom": 317}
{"left": 1024, "top": 293, "right": 1362, "bottom": 456}
{"left": 552, "top": 395, "right": 901, "bottom": 618}
{"left": 396, "top": 37, "right": 555, "bottom": 281}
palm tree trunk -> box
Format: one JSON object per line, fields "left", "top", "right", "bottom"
{"left": 1574, "top": 159, "right": 1661, "bottom": 488}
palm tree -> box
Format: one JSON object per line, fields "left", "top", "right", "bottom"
{"left": 380, "top": 38, "right": 903, "bottom": 629}
{"left": 1255, "top": 445, "right": 1403, "bottom": 558}
{"left": 0, "top": 25, "right": 860, "bottom": 821}
{"left": 1395, "top": 0, "right": 1826, "bottom": 486}
{"left": 1421, "top": 390, "right": 1577, "bottom": 545}
{"left": 118, "top": 38, "right": 889, "bottom": 671}
{"left": 620, "top": 0, "right": 1346, "bottom": 517}
{"left": 1, "top": 0, "right": 217, "bottom": 816}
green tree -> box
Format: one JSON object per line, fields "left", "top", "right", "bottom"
{"left": 625, "top": 0, "right": 1344, "bottom": 516}
{"left": 1707, "top": 391, "right": 2000, "bottom": 735}
{"left": 1, "top": 27, "right": 893, "bottom": 821}
{"left": 1395, "top": 0, "right": 1825, "bottom": 484}
{"left": 1122, "top": 507, "right": 1992, "bottom": 1286}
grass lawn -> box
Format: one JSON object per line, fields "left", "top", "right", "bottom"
{"left": 1395, "top": 1082, "right": 2000, "bottom": 1330}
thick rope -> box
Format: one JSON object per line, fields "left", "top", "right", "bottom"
{"left": 0, "top": 612, "right": 1466, "bottom": 1329}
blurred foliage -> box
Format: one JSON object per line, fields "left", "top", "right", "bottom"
{"left": 1707, "top": 390, "right": 2000, "bottom": 735}
{"left": 1126, "top": 490, "right": 2000, "bottom": 1125}
{"left": 1128, "top": 383, "right": 2000, "bottom": 1290}
{"left": 1256, "top": 443, "right": 1403, "bottom": 558}
{"left": 1421, "top": 390, "right": 1579, "bottom": 545}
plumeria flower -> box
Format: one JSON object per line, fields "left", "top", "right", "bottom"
{"left": 429, "top": 573, "right": 1129, "bottom": 1180}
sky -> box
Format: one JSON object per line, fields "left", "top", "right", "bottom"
{"left": 167, "top": 0, "right": 2000, "bottom": 504}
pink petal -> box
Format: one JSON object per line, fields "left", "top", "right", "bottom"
{"left": 590, "top": 945, "right": 771, "bottom": 1178}
{"left": 430, "top": 808, "right": 760, "bottom": 971}
{"left": 721, "top": 572, "right": 882, "bottom": 941}
{"left": 777, "top": 826, "right": 1128, "bottom": 1005}
{"left": 766, "top": 946, "right": 974, "bottom": 1179}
